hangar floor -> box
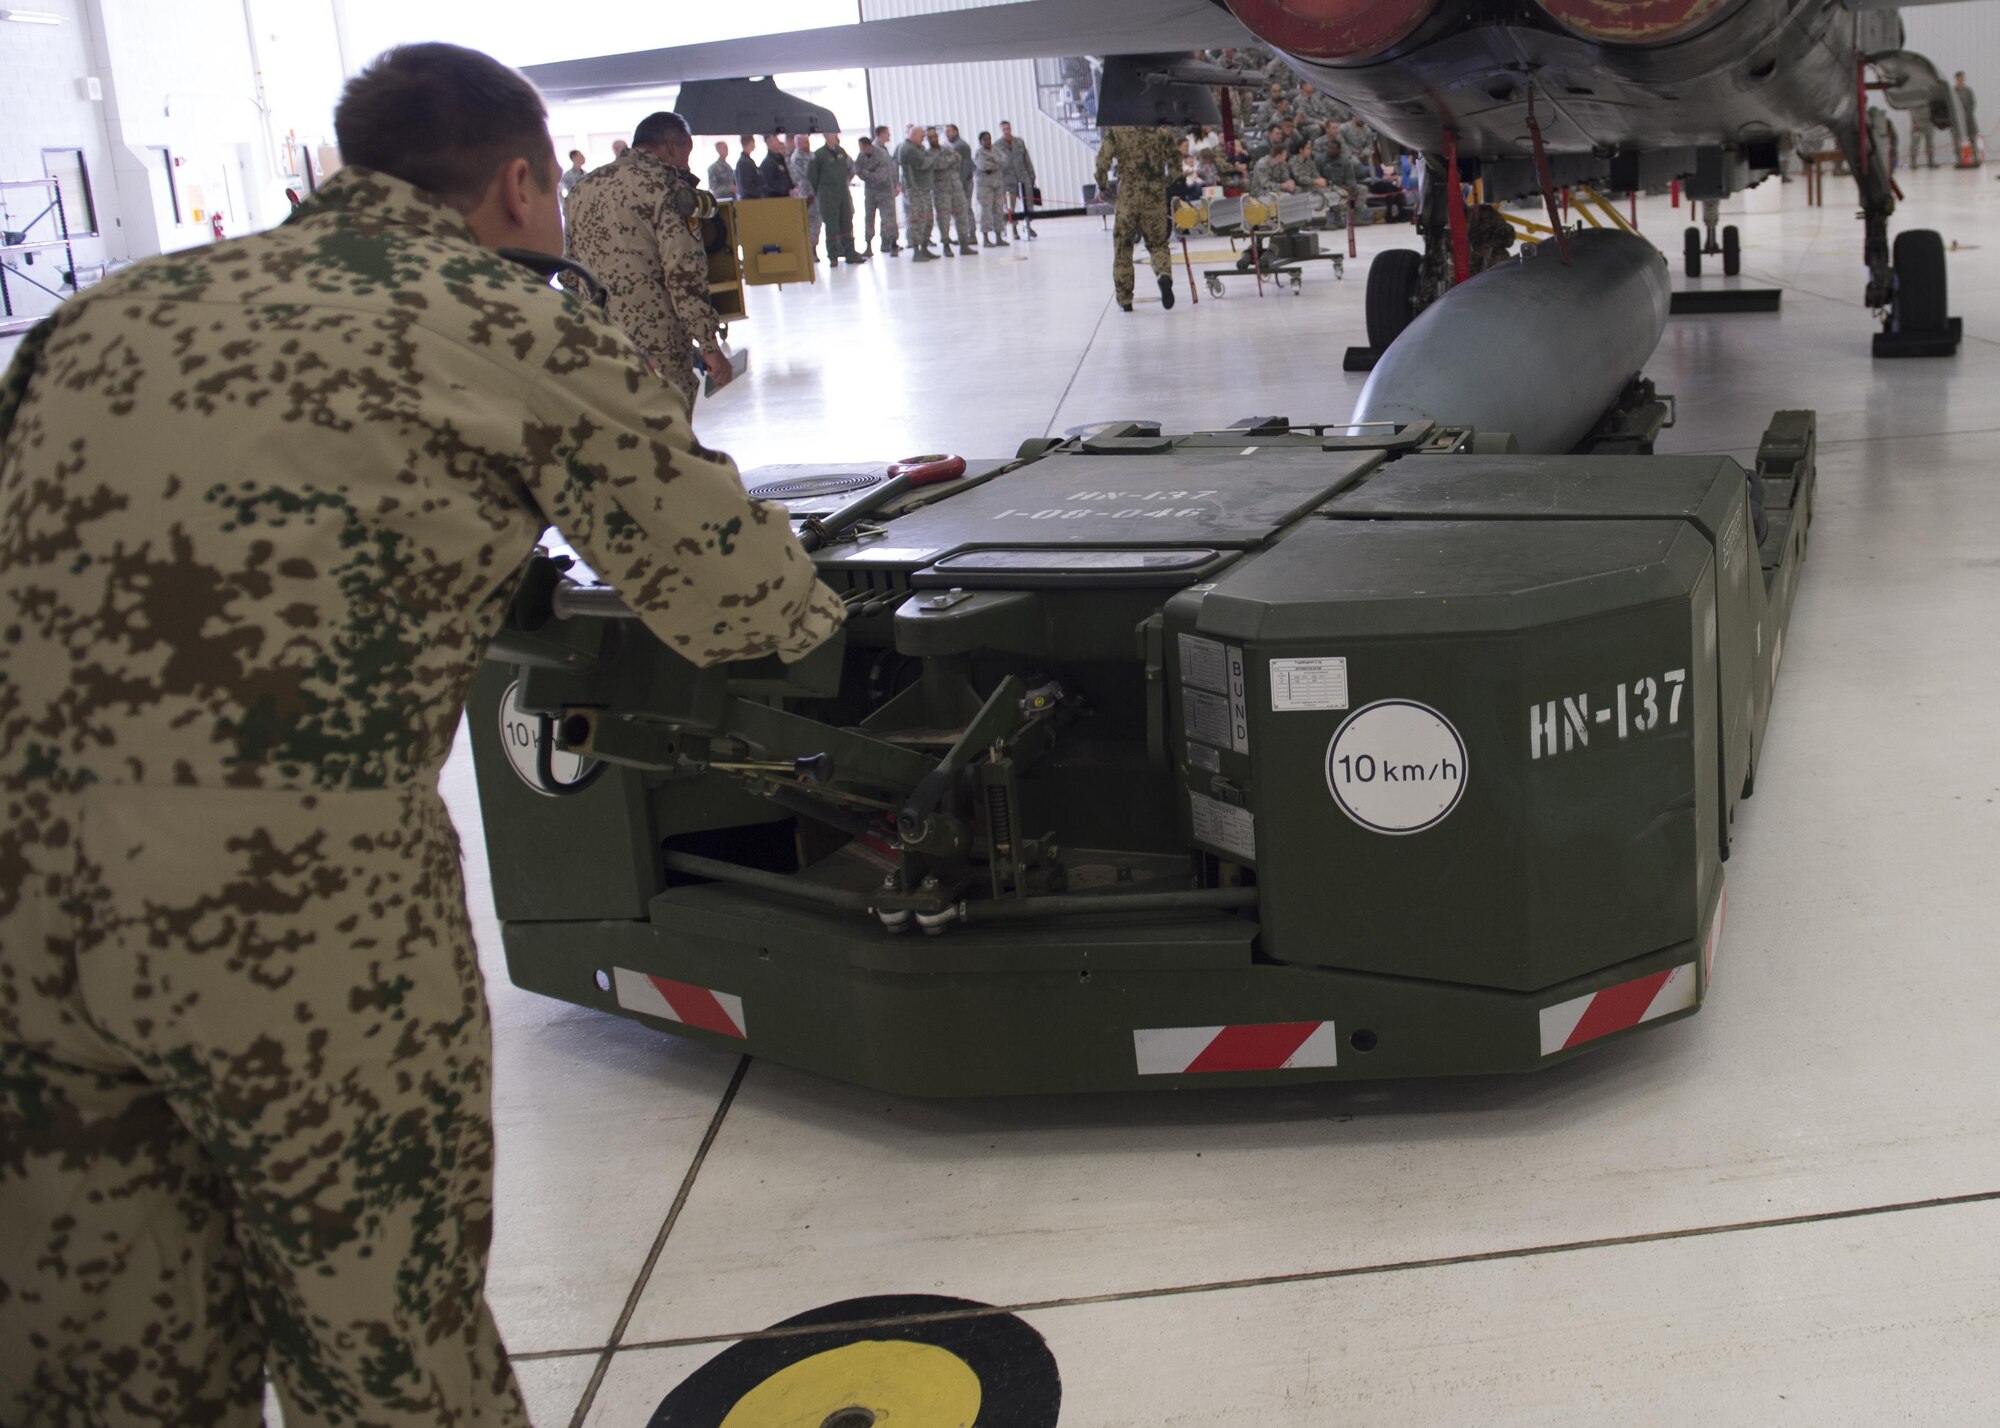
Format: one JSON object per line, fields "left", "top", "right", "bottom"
{"left": 428, "top": 168, "right": 2000, "bottom": 1426}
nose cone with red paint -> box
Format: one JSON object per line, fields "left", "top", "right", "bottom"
{"left": 1223, "top": 0, "right": 1442, "bottom": 62}
{"left": 1532, "top": 0, "right": 1735, "bottom": 44}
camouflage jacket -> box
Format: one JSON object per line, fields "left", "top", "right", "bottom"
{"left": 787, "top": 150, "right": 815, "bottom": 207}
{"left": 1095, "top": 128, "right": 1180, "bottom": 202}
{"left": 995, "top": 136, "right": 1035, "bottom": 186}
{"left": 1250, "top": 154, "right": 1293, "bottom": 192}
{"left": 564, "top": 147, "right": 725, "bottom": 392}
{"left": 896, "top": 140, "right": 935, "bottom": 192}
{"left": 707, "top": 156, "right": 737, "bottom": 199}
{"left": 854, "top": 145, "right": 897, "bottom": 193}
{"left": 972, "top": 145, "right": 1009, "bottom": 195}
{"left": 0, "top": 167, "right": 843, "bottom": 793}
{"left": 926, "top": 145, "right": 966, "bottom": 197}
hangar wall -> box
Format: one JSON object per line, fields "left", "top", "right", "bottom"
{"left": 0, "top": 0, "right": 119, "bottom": 316}
{"left": 0, "top": 0, "right": 345, "bottom": 323}
{"left": 1902, "top": 2, "right": 2000, "bottom": 140}
{"left": 861, "top": 0, "right": 1097, "bottom": 210}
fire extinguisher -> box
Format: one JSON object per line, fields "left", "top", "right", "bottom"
{"left": 210, "top": 211, "right": 226, "bottom": 242}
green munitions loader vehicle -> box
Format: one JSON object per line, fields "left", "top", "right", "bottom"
{"left": 469, "top": 409, "right": 1814, "bottom": 1095}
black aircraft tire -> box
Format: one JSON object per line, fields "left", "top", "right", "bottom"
{"left": 1892, "top": 229, "right": 1948, "bottom": 332}
{"left": 647, "top": 1295, "right": 1061, "bottom": 1428}
{"left": 1684, "top": 227, "right": 1702, "bottom": 279}
{"left": 1365, "top": 247, "right": 1424, "bottom": 352}
{"left": 1722, "top": 225, "right": 1741, "bottom": 276}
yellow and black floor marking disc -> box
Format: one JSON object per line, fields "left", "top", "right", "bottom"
{"left": 647, "top": 1295, "right": 1060, "bottom": 1428}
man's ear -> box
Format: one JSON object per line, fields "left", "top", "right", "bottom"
{"left": 500, "top": 156, "right": 536, "bottom": 229}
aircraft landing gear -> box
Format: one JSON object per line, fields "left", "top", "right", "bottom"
{"left": 1856, "top": 132, "right": 1962, "bottom": 357}
{"left": 1361, "top": 154, "right": 1455, "bottom": 354}
{"left": 1722, "top": 225, "right": 1742, "bottom": 276}
{"left": 1684, "top": 226, "right": 1702, "bottom": 278}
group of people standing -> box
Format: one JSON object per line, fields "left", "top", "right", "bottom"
{"left": 701, "top": 121, "right": 1039, "bottom": 266}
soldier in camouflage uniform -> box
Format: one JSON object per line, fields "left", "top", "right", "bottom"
{"left": 788, "top": 135, "right": 822, "bottom": 258}
{"left": 565, "top": 110, "right": 733, "bottom": 406}
{"left": 1096, "top": 124, "right": 1182, "bottom": 311}
{"left": 854, "top": 135, "right": 899, "bottom": 257}
{"left": 1250, "top": 126, "right": 1295, "bottom": 192}
{"left": 1286, "top": 139, "right": 1331, "bottom": 193}
{"left": 973, "top": 131, "right": 1010, "bottom": 246}
{"left": 1466, "top": 202, "right": 1517, "bottom": 275}
{"left": 928, "top": 127, "right": 977, "bottom": 256}
{"left": 0, "top": 44, "right": 843, "bottom": 1428}
{"left": 898, "top": 123, "right": 938, "bottom": 260}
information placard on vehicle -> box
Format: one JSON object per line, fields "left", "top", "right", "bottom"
{"left": 1178, "top": 634, "right": 1229, "bottom": 694}
{"left": 1271, "top": 656, "right": 1349, "bottom": 712}
{"left": 1189, "top": 792, "right": 1256, "bottom": 862}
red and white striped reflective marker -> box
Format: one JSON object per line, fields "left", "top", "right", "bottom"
{"left": 1539, "top": 890, "right": 1725, "bottom": 1056}
{"left": 613, "top": 968, "right": 747, "bottom": 1040}
{"left": 1134, "top": 1021, "right": 1340, "bottom": 1075}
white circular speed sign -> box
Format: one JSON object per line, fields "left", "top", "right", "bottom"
{"left": 498, "top": 680, "right": 590, "bottom": 795}
{"left": 1324, "top": 699, "right": 1468, "bottom": 835}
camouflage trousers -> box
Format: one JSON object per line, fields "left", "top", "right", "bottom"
{"left": 862, "top": 188, "right": 898, "bottom": 251}
{"left": 0, "top": 782, "right": 527, "bottom": 1428}
{"left": 1112, "top": 197, "right": 1173, "bottom": 303}
{"left": 936, "top": 179, "right": 974, "bottom": 250}
{"left": 975, "top": 185, "right": 1007, "bottom": 240}
{"left": 805, "top": 195, "right": 823, "bottom": 256}
{"left": 904, "top": 188, "right": 935, "bottom": 249}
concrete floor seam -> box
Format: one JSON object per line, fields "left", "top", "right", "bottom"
{"left": 606, "top": 1185, "right": 2000, "bottom": 1356}
{"left": 564, "top": 1055, "right": 751, "bottom": 1428}
{"left": 1040, "top": 296, "right": 1116, "bottom": 439}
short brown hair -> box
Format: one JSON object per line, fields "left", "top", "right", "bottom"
{"left": 335, "top": 43, "right": 555, "bottom": 205}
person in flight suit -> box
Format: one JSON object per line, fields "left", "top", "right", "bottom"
{"left": 0, "top": 43, "right": 843, "bottom": 1428}
{"left": 806, "top": 131, "right": 862, "bottom": 264}
{"left": 565, "top": 110, "right": 736, "bottom": 406}
{"left": 1096, "top": 124, "right": 1183, "bottom": 312}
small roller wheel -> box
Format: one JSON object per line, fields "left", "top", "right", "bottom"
{"left": 1722, "top": 225, "right": 1741, "bottom": 276}
{"left": 1684, "top": 226, "right": 1702, "bottom": 278}
{"left": 1207, "top": 275, "right": 1225, "bottom": 297}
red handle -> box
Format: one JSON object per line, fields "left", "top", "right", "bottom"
{"left": 888, "top": 454, "right": 967, "bottom": 486}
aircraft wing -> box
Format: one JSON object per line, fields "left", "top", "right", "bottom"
{"left": 521, "top": 0, "right": 1255, "bottom": 99}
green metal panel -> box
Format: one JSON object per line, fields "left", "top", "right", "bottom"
{"left": 1170, "top": 519, "right": 1717, "bottom": 991}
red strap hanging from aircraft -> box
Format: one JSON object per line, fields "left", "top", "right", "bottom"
{"left": 1525, "top": 88, "right": 1572, "bottom": 266}
{"left": 1443, "top": 127, "right": 1471, "bottom": 286}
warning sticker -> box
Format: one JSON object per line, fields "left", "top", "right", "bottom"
{"left": 1178, "top": 633, "right": 1228, "bottom": 693}
{"left": 1189, "top": 792, "right": 1256, "bottom": 862}
{"left": 1270, "top": 657, "right": 1349, "bottom": 712}
{"left": 1186, "top": 741, "right": 1222, "bottom": 773}
{"left": 1183, "top": 688, "right": 1234, "bottom": 749}
{"left": 1325, "top": 699, "right": 1468, "bottom": 835}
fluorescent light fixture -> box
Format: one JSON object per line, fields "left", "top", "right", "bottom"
{"left": 0, "top": 9, "right": 66, "bottom": 22}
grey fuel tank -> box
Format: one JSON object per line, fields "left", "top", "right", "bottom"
{"left": 1352, "top": 228, "right": 1671, "bottom": 455}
